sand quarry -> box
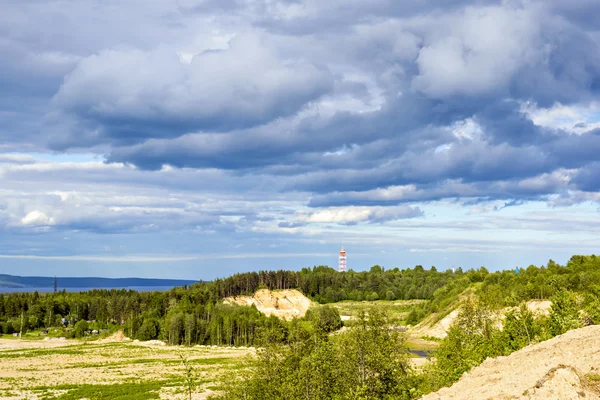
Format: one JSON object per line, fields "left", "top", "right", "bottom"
{"left": 223, "top": 288, "right": 312, "bottom": 320}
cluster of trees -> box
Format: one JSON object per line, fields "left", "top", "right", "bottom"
{"left": 217, "top": 309, "right": 415, "bottom": 400}
{"left": 477, "top": 255, "right": 600, "bottom": 306}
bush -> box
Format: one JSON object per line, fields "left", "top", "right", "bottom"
{"left": 549, "top": 290, "right": 581, "bottom": 336}
{"left": 1, "top": 322, "right": 14, "bottom": 335}
{"left": 367, "top": 292, "right": 379, "bottom": 301}
{"left": 72, "top": 320, "right": 89, "bottom": 338}
{"left": 304, "top": 306, "right": 342, "bottom": 334}
{"left": 431, "top": 300, "right": 502, "bottom": 387}
{"left": 502, "top": 303, "right": 537, "bottom": 351}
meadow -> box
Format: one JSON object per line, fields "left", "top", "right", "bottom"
{"left": 0, "top": 336, "right": 252, "bottom": 400}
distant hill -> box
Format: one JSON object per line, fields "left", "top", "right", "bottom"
{"left": 0, "top": 274, "right": 197, "bottom": 289}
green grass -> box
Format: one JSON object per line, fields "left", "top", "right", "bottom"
{"left": 332, "top": 299, "right": 427, "bottom": 324}
{"left": 40, "top": 382, "right": 165, "bottom": 400}
{"left": 586, "top": 373, "right": 600, "bottom": 382}
{"left": 0, "top": 348, "right": 86, "bottom": 358}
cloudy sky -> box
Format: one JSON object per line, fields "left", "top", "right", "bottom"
{"left": 1, "top": 0, "right": 600, "bottom": 279}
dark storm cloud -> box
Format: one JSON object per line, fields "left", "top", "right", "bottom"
{"left": 47, "top": 36, "right": 335, "bottom": 148}
{"left": 4, "top": 0, "right": 600, "bottom": 211}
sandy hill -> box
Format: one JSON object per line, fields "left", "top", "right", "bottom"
{"left": 422, "top": 325, "right": 600, "bottom": 400}
{"left": 412, "top": 300, "right": 552, "bottom": 339}
{"left": 223, "top": 289, "right": 312, "bottom": 320}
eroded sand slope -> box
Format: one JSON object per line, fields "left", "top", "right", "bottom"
{"left": 422, "top": 325, "right": 600, "bottom": 400}
{"left": 223, "top": 289, "right": 312, "bottom": 320}
{"left": 412, "top": 300, "right": 552, "bottom": 339}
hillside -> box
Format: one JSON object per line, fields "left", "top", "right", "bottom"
{"left": 0, "top": 274, "right": 197, "bottom": 289}
{"left": 412, "top": 299, "right": 552, "bottom": 339}
{"left": 223, "top": 289, "right": 312, "bottom": 320}
{"left": 422, "top": 325, "right": 600, "bottom": 400}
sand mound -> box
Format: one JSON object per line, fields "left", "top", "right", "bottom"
{"left": 524, "top": 300, "right": 552, "bottom": 316}
{"left": 98, "top": 331, "right": 131, "bottom": 343}
{"left": 224, "top": 289, "right": 312, "bottom": 320}
{"left": 421, "top": 325, "right": 600, "bottom": 400}
{"left": 412, "top": 309, "right": 460, "bottom": 339}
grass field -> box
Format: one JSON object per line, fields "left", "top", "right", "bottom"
{"left": 0, "top": 337, "right": 252, "bottom": 400}
{"left": 331, "top": 299, "right": 427, "bottom": 325}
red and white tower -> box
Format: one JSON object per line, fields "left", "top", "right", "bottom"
{"left": 338, "top": 247, "right": 347, "bottom": 272}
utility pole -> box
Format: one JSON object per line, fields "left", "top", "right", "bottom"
{"left": 53, "top": 277, "right": 58, "bottom": 294}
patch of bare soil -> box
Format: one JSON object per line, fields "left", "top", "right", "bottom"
{"left": 0, "top": 337, "right": 72, "bottom": 350}
{"left": 411, "top": 309, "right": 460, "bottom": 339}
{"left": 421, "top": 325, "right": 600, "bottom": 400}
{"left": 97, "top": 330, "right": 131, "bottom": 343}
{"left": 224, "top": 289, "right": 312, "bottom": 320}
{"left": 524, "top": 300, "right": 552, "bottom": 316}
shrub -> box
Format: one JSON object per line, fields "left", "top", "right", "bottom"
{"left": 72, "top": 320, "right": 89, "bottom": 338}
{"left": 549, "top": 290, "right": 581, "bottom": 336}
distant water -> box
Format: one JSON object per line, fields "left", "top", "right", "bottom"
{"left": 409, "top": 349, "right": 432, "bottom": 358}
{"left": 0, "top": 286, "right": 178, "bottom": 293}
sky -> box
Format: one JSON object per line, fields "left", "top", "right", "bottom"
{"left": 1, "top": 0, "right": 600, "bottom": 280}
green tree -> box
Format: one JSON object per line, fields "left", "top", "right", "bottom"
{"left": 549, "top": 290, "right": 581, "bottom": 336}
{"left": 137, "top": 318, "right": 159, "bottom": 341}
{"left": 72, "top": 320, "right": 89, "bottom": 338}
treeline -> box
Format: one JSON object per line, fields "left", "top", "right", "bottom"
{"left": 477, "top": 255, "right": 600, "bottom": 305}
{"left": 214, "top": 264, "right": 460, "bottom": 303}
{"left": 0, "top": 263, "right": 462, "bottom": 342}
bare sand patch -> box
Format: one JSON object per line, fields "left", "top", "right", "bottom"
{"left": 422, "top": 325, "right": 600, "bottom": 400}
{"left": 224, "top": 289, "right": 312, "bottom": 320}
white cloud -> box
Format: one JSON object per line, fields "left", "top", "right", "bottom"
{"left": 21, "top": 211, "right": 55, "bottom": 226}
{"left": 521, "top": 101, "right": 600, "bottom": 133}
{"left": 413, "top": 5, "right": 540, "bottom": 97}
{"left": 299, "top": 205, "right": 422, "bottom": 224}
